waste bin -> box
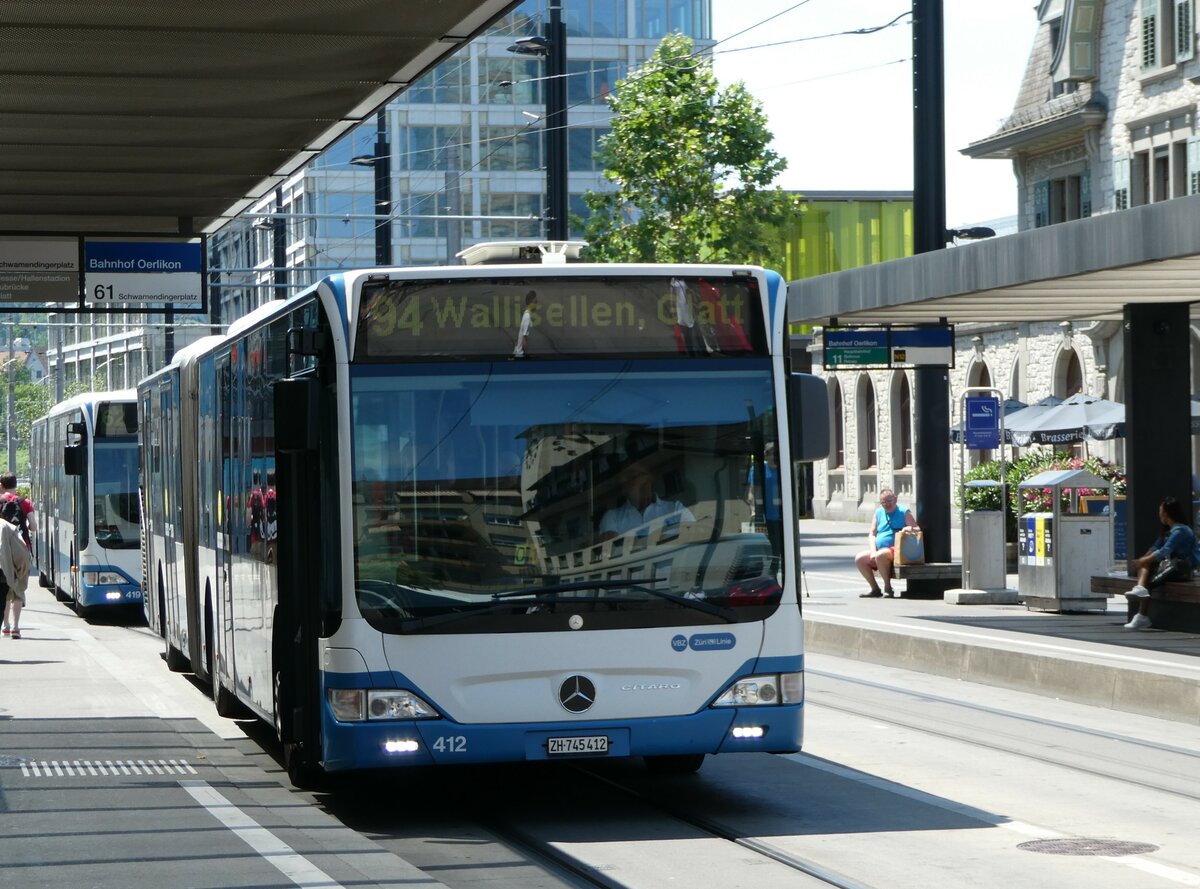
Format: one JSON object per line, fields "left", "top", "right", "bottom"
{"left": 1016, "top": 469, "right": 1112, "bottom": 613}
{"left": 963, "top": 508, "right": 1005, "bottom": 590}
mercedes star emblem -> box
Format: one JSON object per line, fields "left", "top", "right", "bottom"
{"left": 558, "top": 675, "right": 596, "bottom": 713}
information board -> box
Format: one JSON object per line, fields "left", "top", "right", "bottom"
{"left": 0, "top": 234, "right": 205, "bottom": 313}
{"left": 822, "top": 329, "right": 889, "bottom": 367}
{"left": 891, "top": 326, "right": 954, "bottom": 366}
{"left": 821, "top": 325, "right": 954, "bottom": 369}
{"left": 0, "top": 236, "right": 79, "bottom": 303}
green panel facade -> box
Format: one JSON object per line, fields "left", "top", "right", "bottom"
{"left": 772, "top": 194, "right": 913, "bottom": 334}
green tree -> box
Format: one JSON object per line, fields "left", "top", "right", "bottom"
{"left": 582, "top": 33, "right": 796, "bottom": 263}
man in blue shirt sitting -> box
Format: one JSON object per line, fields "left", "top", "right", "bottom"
{"left": 855, "top": 487, "right": 918, "bottom": 598}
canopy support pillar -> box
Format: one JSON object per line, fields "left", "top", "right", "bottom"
{"left": 1123, "top": 302, "right": 1192, "bottom": 567}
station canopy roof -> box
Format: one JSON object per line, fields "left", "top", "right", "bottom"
{"left": 789, "top": 194, "right": 1200, "bottom": 326}
{"left": 0, "top": 0, "right": 516, "bottom": 235}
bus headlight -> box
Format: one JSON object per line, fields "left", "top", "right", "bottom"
{"left": 711, "top": 672, "right": 803, "bottom": 707}
{"left": 83, "top": 571, "right": 125, "bottom": 585}
{"left": 367, "top": 690, "right": 437, "bottom": 720}
{"left": 328, "top": 689, "right": 439, "bottom": 721}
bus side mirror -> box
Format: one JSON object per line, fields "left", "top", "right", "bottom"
{"left": 787, "top": 373, "right": 830, "bottom": 462}
{"left": 274, "top": 376, "right": 319, "bottom": 453}
{"left": 64, "top": 444, "right": 84, "bottom": 476}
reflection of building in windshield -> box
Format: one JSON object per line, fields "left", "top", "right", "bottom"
{"left": 355, "top": 450, "right": 533, "bottom": 592}
{"left": 519, "top": 425, "right": 772, "bottom": 594}
{"left": 349, "top": 369, "right": 782, "bottom": 602}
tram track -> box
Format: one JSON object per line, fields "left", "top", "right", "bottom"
{"left": 565, "top": 765, "right": 880, "bottom": 889}
{"left": 806, "top": 668, "right": 1200, "bottom": 803}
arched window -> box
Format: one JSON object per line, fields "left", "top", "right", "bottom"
{"left": 829, "top": 378, "right": 844, "bottom": 468}
{"left": 1056, "top": 349, "right": 1085, "bottom": 456}
{"left": 856, "top": 374, "right": 878, "bottom": 469}
{"left": 891, "top": 371, "right": 913, "bottom": 467}
{"left": 1058, "top": 349, "right": 1083, "bottom": 398}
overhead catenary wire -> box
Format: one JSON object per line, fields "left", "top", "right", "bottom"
{"left": 217, "top": 3, "right": 915, "bottom": 269}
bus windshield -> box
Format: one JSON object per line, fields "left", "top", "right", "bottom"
{"left": 93, "top": 438, "right": 140, "bottom": 550}
{"left": 351, "top": 360, "right": 784, "bottom": 635}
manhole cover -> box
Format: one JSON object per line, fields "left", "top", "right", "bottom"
{"left": 1018, "top": 838, "right": 1158, "bottom": 857}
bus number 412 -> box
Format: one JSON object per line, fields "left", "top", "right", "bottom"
{"left": 432, "top": 735, "right": 467, "bottom": 753}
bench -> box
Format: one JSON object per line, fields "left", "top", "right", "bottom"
{"left": 893, "top": 562, "right": 962, "bottom": 599}
{"left": 1089, "top": 575, "right": 1200, "bottom": 632}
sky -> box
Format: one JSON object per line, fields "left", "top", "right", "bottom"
{"left": 709, "top": 0, "right": 1038, "bottom": 226}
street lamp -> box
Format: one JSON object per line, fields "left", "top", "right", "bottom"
{"left": 350, "top": 109, "right": 393, "bottom": 266}
{"left": 946, "top": 226, "right": 996, "bottom": 242}
{"left": 508, "top": 2, "right": 568, "bottom": 241}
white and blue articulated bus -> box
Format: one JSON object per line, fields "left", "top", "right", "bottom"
{"left": 139, "top": 336, "right": 228, "bottom": 676}
{"left": 30, "top": 391, "right": 142, "bottom": 616}
{"left": 137, "top": 242, "right": 828, "bottom": 785}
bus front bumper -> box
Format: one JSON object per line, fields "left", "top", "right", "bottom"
{"left": 319, "top": 704, "right": 803, "bottom": 772}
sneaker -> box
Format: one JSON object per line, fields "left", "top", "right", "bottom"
{"left": 10, "top": 630, "right": 20, "bottom": 639}
{"left": 1125, "top": 585, "right": 1150, "bottom": 599}
{"left": 1124, "top": 613, "right": 1152, "bottom": 630}
{"left": 1, "top": 626, "right": 9, "bottom": 636}
{"left": 859, "top": 589, "right": 883, "bottom": 598}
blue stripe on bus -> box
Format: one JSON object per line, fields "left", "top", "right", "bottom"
{"left": 319, "top": 655, "right": 804, "bottom": 771}
{"left": 78, "top": 563, "right": 142, "bottom": 607}
{"left": 319, "top": 703, "right": 803, "bottom": 771}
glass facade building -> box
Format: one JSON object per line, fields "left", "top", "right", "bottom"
{"left": 207, "top": 0, "right": 713, "bottom": 325}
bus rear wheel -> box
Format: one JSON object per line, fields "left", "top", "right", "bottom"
{"left": 644, "top": 754, "right": 705, "bottom": 775}
{"left": 165, "top": 643, "right": 189, "bottom": 672}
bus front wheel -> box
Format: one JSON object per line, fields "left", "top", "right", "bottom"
{"left": 274, "top": 669, "right": 326, "bottom": 790}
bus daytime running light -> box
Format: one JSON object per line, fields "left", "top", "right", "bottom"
{"left": 731, "top": 726, "right": 766, "bottom": 739}
{"left": 383, "top": 739, "right": 420, "bottom": 754}
{"left": 104, "top": 591, "right": 122, "bottom": 600}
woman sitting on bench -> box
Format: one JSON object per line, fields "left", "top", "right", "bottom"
{"left": 1125, "top": 496, "right": 1200, "bottom": 630}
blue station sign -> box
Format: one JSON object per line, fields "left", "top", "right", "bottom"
{"left": 84, "top": 239, "right": 204, "bottom": 308}
{"left": 964, "top": 395, "right": 1001, "bottom": 449}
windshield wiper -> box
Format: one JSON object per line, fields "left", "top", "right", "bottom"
{"left": 492, "top": 579, "right": 737, "bottom": 622}
{"left": 394, "top": 580, "right": 736, "bottom": 631}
